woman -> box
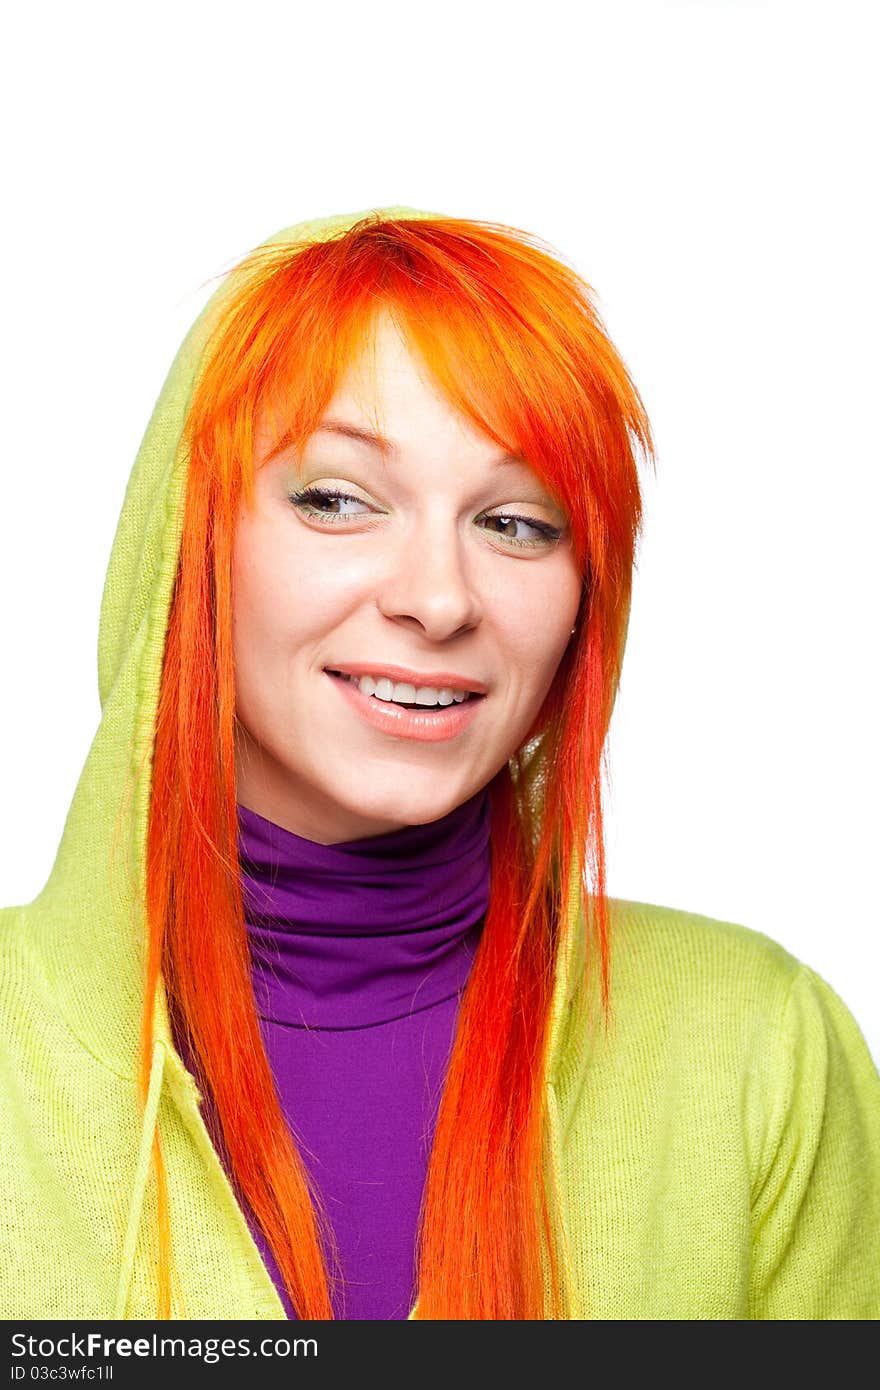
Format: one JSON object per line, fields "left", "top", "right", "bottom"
{"left": 1, "top": 205, "right": 878, "bottom": 1321}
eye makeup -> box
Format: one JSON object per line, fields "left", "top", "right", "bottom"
{"left": 287, "top": 485, "right": 565, "bottom": 550}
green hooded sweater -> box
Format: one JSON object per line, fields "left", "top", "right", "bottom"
{"left": 1, "top": 207, "right": 879, "bottom": 1321}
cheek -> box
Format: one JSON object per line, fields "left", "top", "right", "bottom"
{"left": 231, "top": 518, "right": 367, "bottom": 679}
{"left": 232, "top": 533, "right": 290, "bottom": 669}
{"left": 497, "top": 564, "right": 582, "bottom": 693}
{"left": 230, "top": 520, "right": 310, "bottom": 714}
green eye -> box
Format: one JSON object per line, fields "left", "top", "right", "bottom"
{"left": 288, "top": 486, "right": 371, "bottom": 520}
{"left": 480, "top": 513, "right": 563, "bottom": 547}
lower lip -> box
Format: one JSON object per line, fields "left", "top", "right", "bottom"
{"left": 324, "top": 671, "right": 485, "bottom": 742}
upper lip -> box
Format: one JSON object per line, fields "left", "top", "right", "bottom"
{"left": 325, "top": 662, "right": 488, "bottom": 695}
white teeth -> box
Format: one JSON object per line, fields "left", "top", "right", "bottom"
{"left": 340, "top": 672, "right": 473, "bottom": 707}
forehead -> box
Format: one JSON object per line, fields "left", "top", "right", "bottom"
{"left": 323, "top": 310, "right": 475, "bottom": 442}
{"left": 252, "top": 307, "right": 518, "bottom": 474}
{"left": 254, "top": 310, "right": 568, "bottom": 514}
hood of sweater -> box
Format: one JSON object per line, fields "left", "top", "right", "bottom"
{"left": 21, "top": 204, "right": 630, "bottom": 1319}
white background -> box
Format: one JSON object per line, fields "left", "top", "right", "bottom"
{"left": 1, "top": 1, "right": 877, "bottom": 1064}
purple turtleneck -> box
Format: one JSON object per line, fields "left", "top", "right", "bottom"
{"left": 174, "top": 788, "right": 491, "bottom": 1320}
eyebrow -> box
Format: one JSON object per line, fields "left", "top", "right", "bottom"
{"left": 307, "top": 417, "right": 568, "bottom": 520}
{"left": 313, "top": 418, "right": 527, "bottom": 469}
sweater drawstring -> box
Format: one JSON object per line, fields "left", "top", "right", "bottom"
{"left": 114, "top": 1037, "right": 166, "bottom": 1319}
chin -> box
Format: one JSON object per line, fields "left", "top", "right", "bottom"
{"left": 333, "top": 779, "right": 477, "bottom": 831}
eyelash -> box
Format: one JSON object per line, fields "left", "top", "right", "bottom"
{"left": 287, "top": 486, "right": 564, "bottom": 549}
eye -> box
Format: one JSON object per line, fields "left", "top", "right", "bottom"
{"left": 288, "top": 486, "right": 564, "bottom": 549}
{"left": 287, "top": 485, "right": 374, "bottom": 521}
{"left": 480, "top": 512, "right": 564, "bottom": 548}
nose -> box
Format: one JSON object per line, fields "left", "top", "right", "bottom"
{"left": 375, "top": 512, "right": 482, "bottom": 640}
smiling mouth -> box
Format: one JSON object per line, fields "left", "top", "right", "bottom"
{"left": 324, "top": 669, "right": 486, "bottom": 711}
{"left": 322, "top": 668, "right": 486, "bottom": 743}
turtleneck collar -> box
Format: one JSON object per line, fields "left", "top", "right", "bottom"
{"left": 236, "top": 787, "right": 492, "bottom": 1030}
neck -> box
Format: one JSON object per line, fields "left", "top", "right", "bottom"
{"left": 236, "top": 787, "right": 493, "bottom": 1029}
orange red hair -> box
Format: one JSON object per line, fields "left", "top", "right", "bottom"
{"left": 141, "top": 212, "right": 653, "bottom": 1318}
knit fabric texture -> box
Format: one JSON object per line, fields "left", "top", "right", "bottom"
{"left": 1, "top": 204, "right": 879, "bottom": 1319}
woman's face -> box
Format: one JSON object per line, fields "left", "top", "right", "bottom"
{"left": 232, "top": 310, "right": 583, "bottom": 843}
